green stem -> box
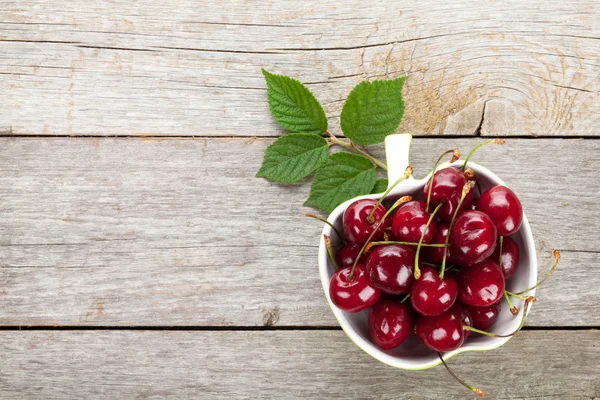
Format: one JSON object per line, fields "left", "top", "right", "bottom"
{"left": 326, "top": 131, "right": 388, "bottom": 171}
{"left": 463, "top": 296, "right": 534, "bottom": 338}
{"left": 367, "top": 166, "right": 412, "bottom": 223}
{"left": 368, "top": 241, "right": 445, "bottom": 248}
{"left": 323, "top": 234, "right": 340, "bottom": 270}
{"left": 349, "top": 196, "right": 412, "bottom": 280}
{"left": 498, "top": 236, "right": 504, "bottom": 268}
{"left": 505, "top": 290, "right": 526, "bottom": 301}
{"left": 503, "top": 290, "right": 518, "bottom": 315}
{"left": 514, "top": 250, "right": 561, "bottom": 295}
{"left": 461, "top": 139, "right": 505, "bottom": 172}
{"left": 414, "top": 202, "right": 444, "bottom": 280}
{"left": 400, "top": 293, "right": 410, "bottom": 304}
{"left": 440, "top": 181, "right": 475, "bottom": 279}
{"left": 438, "top": 353, "right": 485, "bottom": 398}
{"left": 304, "top": 212, "right": 345, "bottom": 243}
{"left": 426, "top": 148, "right": 460, "bottom": 213}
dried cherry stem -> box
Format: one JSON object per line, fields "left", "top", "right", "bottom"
{"left": 365, "top": 241, "right": 445, "bottom": 254}
{"left": 414, "top": 202, "right": 444, "bottom": 280}
{"left": 503, "top": 290, "right": 519, "bottom": 316}
{"left": 463, "top": 167, "right": 475, "bottom": 179}
{"left": 400, "top": 293, "right": 410, "bottom": 303}
{"left": 513, "top": 250, "right": 561, "bottom": 296}
{"left": 324, "top": 234, "right": 340, "bottom": 270}
{"left": 463, "top": 296, "right": 536, "bottom": 338}
{"left": 426, "top": 148, "right": 461, "bottom": 212}
{"left": 367, "top": 166, "right": 413, "bottom": 223}
{"left": 440, "top": 181, "right": 475, "bottom": 279}
{"left": 461, "top": 139, "right": 505, "bottom": 172}
{"left": 304, "top": 212, "right": 345, "bottom": 243}
{"left": 438, "top": 353, "right": 486, "bottom": 398}
{"left": 326, "top": 131, "right": 388, "bottom": 171}
{"left": 349, "top": 195, "right": 413, "bottom": 280}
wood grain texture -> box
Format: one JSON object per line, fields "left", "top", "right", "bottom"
{"left": 0, "top": 330, "right": 598, "bottom": 399}
{"left": 1, "top": 1, "right": 599, "bottom": 136}
{"left": 0, "top": 137, "right": 598, "bottom": 326}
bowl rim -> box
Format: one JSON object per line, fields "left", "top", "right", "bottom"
{"left": 318, "top": 160, "right": 538, "bottom": 370}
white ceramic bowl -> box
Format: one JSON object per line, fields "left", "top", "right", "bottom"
{"left": 318, "top": 133, "right": 537, "bottom": 370}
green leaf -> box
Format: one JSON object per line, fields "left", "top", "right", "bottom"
{"left": 340, "top": 77, "right": 406, "bottom": 145}
{"left": 262, "top": 69, "right": 328, "bottom": 134}
{"left": 372, "top": 179, "right": 388, "bottom": 194}
{"left": 256, "top": 133, "right": 329, "bottom": 183}
{"left": 304, "top": 152, "right": 376, "bottom": 212}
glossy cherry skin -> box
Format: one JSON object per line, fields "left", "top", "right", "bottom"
{"left": 476, "top": 185, "right": 523, "bottom": 236}
{"left": 365, "top": 245, "right": 415, "bottom": 295}
{"left": 410, "top": 267, "right": 458, "bottom": 316}
{"left": 391, "top": 201, "right": 437, "bottom": 244}
{"left": 457, "top": 259, "right": 505, "bottom": 307}
{"left": 343, "top": 199, "right": 391, "bottom": 246}
{"left": 329, "top": 264, "right": 381, "bottom": 313}
{"left": 423, "top": 167, "right": 474, "bottom": 222}
{"left": 415, "top": 309, "right": 465, "bottom": 352}
{"left": 464, "top": 302, "right": 501, "bottom": 330}
{"left": 448, "top": 303, "right": 474, "bottom": 338}
{"left": 335, "top": 243, "right": 367, "bottom": 269}
{"left": 423, "top": 223, "right": 453, "bottom": 264}
{"left": 368, "top": 300, "right": 415, "bottom": 350}
{"left": 450, "top": 210, "right": 497, "bottom": 267}
{"left": 491, "top": 236, "right": 520, "bottom": 279}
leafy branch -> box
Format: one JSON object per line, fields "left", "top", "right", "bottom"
{"left": 256, "top": 69, "right": 406, "bottom": 212}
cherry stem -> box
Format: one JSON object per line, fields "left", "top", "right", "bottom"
{"left": 367, "top": 166, "right": 413, "bottom": 223}
{"left": 426, "top": 148, "right": 461, "bottom": 213}
{"left": 326, "top": 131, "right": 388, "bottom": 171}
{"left": 513, "top": 250, "right": 561, "bottom": 296}
{"left": 366, "top": 241, "right": 445, "bottom": 252}
{"left": 498, "top": 236, "right": 504, "bottom": 269}
{"left": 400, "top": 293, "right": 410, "bottom": 304}
{"left": 414, "top": 202, "right": 444, "bottom": 280}
{"left": 461, "top": 139, "right": 505, "bottom": 172}
{"left": 505, "top": 291, "right": 526, "bottom": 301}
{"left": 503, "top": 290, "right": 519, "bottom": 316}
{"left": 438, "top": 353, "right": 486, "bottom": 398}
{"left": 349, "top": 196, "right": 413, "bottom": 280}
{"left": 463, "top": 167, "right": 475, "bottom": 180}
{"left": 440, "top": 181, "right": 475, "bottom": 279}
{"left": 463, "top": 296, "right": 536, "bottom": 338}
{"left": 304, "top": 212, "right": 345, "bottom": 244}
{"left": 324, "top": 234, "right": 340, "bottom": 270}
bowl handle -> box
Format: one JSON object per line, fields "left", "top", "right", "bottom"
{"left": 384, "top": 133, "right": 413, "bottom": 189}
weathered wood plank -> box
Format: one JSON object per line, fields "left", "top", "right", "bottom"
{"left": 0, "top": 330, "right": 598, "bottom": 399}
{"left": 0, "top": 137, "right": 598, "bottom": 326}
{"left": 1, "top": 1, "right": 598, "bottom": 136}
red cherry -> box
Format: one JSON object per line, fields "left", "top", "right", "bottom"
{"left": 365, "top": 245, "right": 415, "bottom": 295}
{"left": 410, "top": 267, "right": 458, "bottom": 316}
{"left": 343, "top": 199, "right": 390, "bottom": 246}
{"left": 329, "top": 264, "right": 381, "bottom": 312}
{"left": 335, "top": 243, "right": 367, "bottom": 269}
{"left": 464, "top": 302, "right": 501, "bottom": 330}
{"left": 423, "top": 222, "right": 453, "bottom": 264}
{"left": 476, "top": 185, "right": 523, "bottom": 236}
{"left": 457, "top": 259, "right": 505, "bottom": 307}
{"left": 448, "top": 303, "right": 474, "bottom": 338}
{"left": 491, "top": 236, "right": 520, "bottom": 279}
{"left": 450, "top": 210, "right": 497, "bottom": 267}
{"left": 391, "top": 200, "right": 437, "bottom": 244}
{"left": 423, "top": 167, "right": 474, "bottom": 222}
{"left": 368, "top": 300, "right": 415, "bottom": 350}
{"left": 415, "top": 309, "right": 465, "bottom": 352}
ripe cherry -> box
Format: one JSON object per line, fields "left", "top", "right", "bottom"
{"left": 423, "top": 167, "right": 474, "bottom": 222}
{"left": 329, "top": 264, "right": 381, "bottom": 312}
{"left": 410, "top": 266, "right": 458, "bottom": 316}
{"left": 368, "top": 300, "right": 415, "bottom": 350}
{"left": 335, "top": 243, "right": 367, "bottom": 269}
{"left": 476, "top": 185, "right": 523, "bottom": 236}
{"left": 343, "top": 199, "right": 390, "bottom": 246}
{"left": 492, "top": 236, "right": 520, "bottom": 279}
{"left": 450, "top": 210, "right": 497, "bottom": 267}
{"left": 457, "top": 259, "right": 505, "bottom": 307}
{"left": 423, "top": 222, "right": 452, "bottom": 264}
{"left": 464, "top": 302, "right": 501, "bottom": 330}
{"left": 365, "top": 245, "right": 415, "bottom": 295}
{"left": 415, "top": 309, "right": 465, "bottom": 352}
{"left": 391, "top": 200, "right": 437, "bottom": 244}
{"left": 449, "top": 303, "right": 474, "bottom": 338}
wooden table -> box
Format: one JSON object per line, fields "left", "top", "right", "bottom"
{"left": 1, "top": 2, "right": 599, "bottom": 399}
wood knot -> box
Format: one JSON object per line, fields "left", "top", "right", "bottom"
{"left": 261, "top": 306, "right": 280, "bottom": 326}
